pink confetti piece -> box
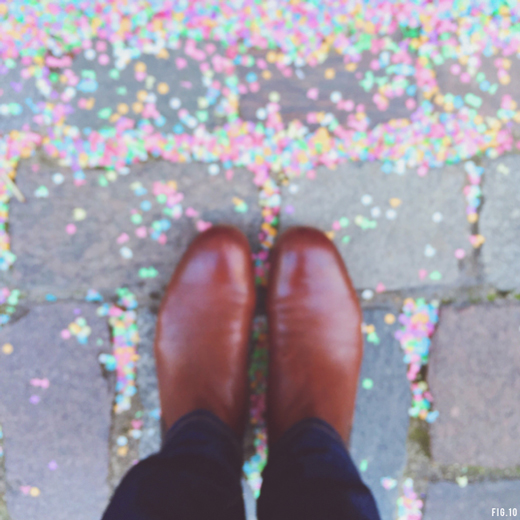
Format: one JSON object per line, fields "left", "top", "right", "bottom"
{"left": 30, "top": 378, "right": 50, "bottom": 389}
{"left": 196, "top": 220, "right": 212, "bottom": 232}
{"left": 175, "top": 57, "right": 187, "bottom": 69}
{"left": 185, "top": 207, "right": 199, "bottom": 218}
{"left": 135, "top": 226, "right": 147, "bottom": 238}
{"left": 306, "top": 88, "right": 319, "bottom": 100}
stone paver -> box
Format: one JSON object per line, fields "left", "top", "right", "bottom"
{"left": 351, "top": 308, "right": 410, "bottom": 520}
{"left": 238, "top": 49, "right": 416, "bottom": 131}
{"left": 481, "top": 156, "right": 520, "bottom": 292}
{"left": 0, "top": 303, "right": 113, "bottom": 520}
{"left": 429, "top": 303, "right": 520, "bottom": 468}
{"left": 280, "top": 162, "right": 471, "bottom": 291}
{"left": 3, "top": 159, "right": 261, "bottom": 300}
{"left": 65, "top": 42, "right": 227, "bottom": 132}
{"left": 423, "top": 481, "right": 520, "bottom": 520}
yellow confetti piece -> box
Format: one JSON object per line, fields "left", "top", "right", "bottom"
{"left": 132, "top": 102, "right": 143, "bottom": 114}
{"left": 266, "top": 51, "right": 277, "bottom": 63}
{"left": 467, "top": 213, "right": 478, "bottom": 224}
{"left": 73, "top": 208, "right": 87, "bottom": 221}
{"left": 197, "top": 97, "right": 209, "bottom": 109}
{"left": 497, "top": 163, "right": 510, "bottom": 175}
{"left": 156, "top": 48, "right": 169, "bottom": 59}
{"left": 137, "top": 90, "right": 148, "bottom": 102}
{"left": 325, "top": 68, "right": 336, "bottom": 79}
{"left": 2, "top": 343, "right": 13, "bottom": 355}
{"left": 384, "top": 313, "right": 396, "bottom": 325}
{"left": 117, "top": 103, "right": 129, "bottom": 115}
{"left": 365, "top": 324, "right": 375, "bottom": 334}
{"left": 471, "top": 234, "right": 486, "bottom": 248}
{"left": 456, "top": 476, "right": 468, "bottom": 488}
{"left": 389, "top": 198, "right": 402, "bottom": 208}
{"left": 262, "top": 70, "right": 272, "bottom": 80}
{"left": 117, "top": 445, "right": 129, "bottom": 457}
{"left": 325, "top": 231, "right": 335, "bottom": 240}
{"left": 106, "top": 171, "right": 118, "bottom": 182}
{"left": 134, "top": 61, "right": 146, "bottom": 72}
{"left": 69, "top": 323, "right": 81, "bottom": 335}
{"left": 30, "top": 487, "right": 40, "bottom": 497}
{"left": 157, "top": 82, "right": 169, "bottom": 95}
{"left": 345, "top": 62, "right": 357, "bottom": 72}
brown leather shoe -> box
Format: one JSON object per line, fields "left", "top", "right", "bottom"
{"left": 266, "top": 226, "right": 363, "bottom": 445}
{"left": 154, "top": 225, "right": 255, "bottom": 436}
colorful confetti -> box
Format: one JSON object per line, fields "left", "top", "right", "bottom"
{"left": 97, "top": 288, "right": 139, "bottom": 413}
{"left": 395, "top": 298, "right": 440, "bottom": 422}
{"left": 397, "top": 478, "right": 423, "bottom": 520}
{"left": 243, "top": 316, "right": 268, "bottom": 497}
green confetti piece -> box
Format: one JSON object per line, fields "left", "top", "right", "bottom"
{"left": 355, "top": 216, "right": 377, "bottom": 230}
{"left": 98, "top": 108, "right": 112, "bottom": 119}
{"left": 374, "top": 76, "right": 388, "bottom": 88}
{"left": 116, "top": 86, "right": 128, "bottom": 95}
{"left": 131, "top": 214, "right": 143, "bottom": 225}
{"left": 234, "top": 202, "right": 248, "bottom": 213}
{"left": 341, "top": 236, "right": 351, "bottom": 244}
{"left": 339, "top": 217, "right": 349, "bottom": 228}
{"left": 367, "top": 332, "right": 380, "bottom": 345}
{"left": 156, "top": 194, "right": 167, "bottom": 204}
{"left": 360, "top": 71, "right": 375, "bottom": 91}
{"left": 465, "top": 93, "right": 482, "bottom": 108}
{"left": 98, "top": 175, "right": 109, "bottom": 187}
{"left": 34, "top": 185, "right": 49, "bottom": 198}
{"left": 109, "top": 69, "right": 120, "bottom": 80}
{"left": 429, "top": 271, "right": 442, "bottom": 281}
{"left": 359, "top": 459, "right": 368, "bottom": 472}
{"left": 196, "top": 111, "right": 208, "bottom": 122}
{"left": 476, "top": 72, "right": 486, "bottom": 82}
{"left": 7, "top": 290, "right": 19, "bottom": 306}
{"left": 362, "top": 378, "right": 374, "bottom": 390}
{"left": 488, "top": 84, "right": 498, "bottom": 95}
{"left": 139, "top": 267, "right": 158, "bottom": 279}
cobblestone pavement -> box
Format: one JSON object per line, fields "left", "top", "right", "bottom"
{"left": 0, "top": 4, "right": 520, "bottom": 520}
